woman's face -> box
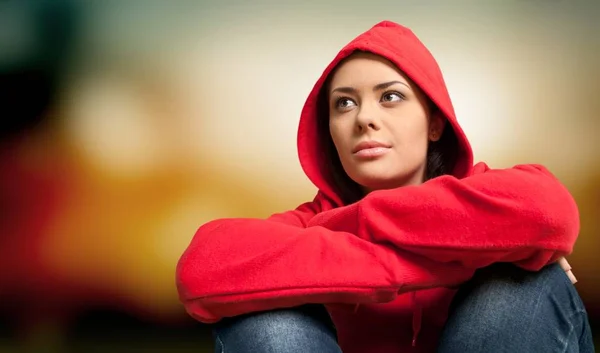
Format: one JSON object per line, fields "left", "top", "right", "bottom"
{"left": 328, "top": 52, "right": 445, "bottom": 192}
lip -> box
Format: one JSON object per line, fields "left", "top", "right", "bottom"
{"left": 352, "top": 140, "right": 391, "bottom": 154}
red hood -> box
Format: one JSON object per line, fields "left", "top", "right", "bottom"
{"left": 297, "top": 20, "right": 473, "bottom": 206}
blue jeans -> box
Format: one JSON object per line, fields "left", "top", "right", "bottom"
{"left": 212, "top": 263, "right": 594, "bottom": 352}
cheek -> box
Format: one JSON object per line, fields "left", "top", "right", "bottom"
{"left": 329, "top": 121, "right": 349, "bottom": 150}
{"left": 388, "top": 119, "right": 429, "bottom": 154}
{"left": 409, "top": 132, "right": 430, "bottom": 162}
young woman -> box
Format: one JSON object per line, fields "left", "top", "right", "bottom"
{"left": 176, "top": 21, "right": 594, "bottom": 352}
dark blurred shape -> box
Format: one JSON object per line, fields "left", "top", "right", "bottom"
{"left": 0, "top": 0, "right": 79, "bottom": 140}
{"left": 68, "top": 308, "right": 212, "bottom": 344}
{"left": 0, "top": 1, "right": 82, "bottom": 348}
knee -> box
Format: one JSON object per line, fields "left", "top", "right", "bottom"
{"left": 440, "top": 263, "right": 585, "bottom": 349}
{"left": 461, "top": 262, "right": 580, "bottom": 316}
{"left": 213, "top": 305, "right": 338, "bottom": 353}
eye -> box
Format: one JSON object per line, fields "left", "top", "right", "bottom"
{"left": 381, "top": 91, "right": 404, "bottom": 103}
{"left": 335, "top": 97, "right": 357, "bottom": 109}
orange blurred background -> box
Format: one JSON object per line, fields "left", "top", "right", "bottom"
{"left": 1, "top": 1, "right": 598, "bottom": 352}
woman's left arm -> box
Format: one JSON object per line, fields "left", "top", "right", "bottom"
{"left": 307, "top": 163, "right": 579, "bottom": 271}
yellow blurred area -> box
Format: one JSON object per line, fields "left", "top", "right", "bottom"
{"left": 1, "top": 0, "right": 598, "bottom": 351}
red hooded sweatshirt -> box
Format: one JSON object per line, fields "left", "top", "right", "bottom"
{"left": 176, "top": 21, "right": 579, "bottom": 352}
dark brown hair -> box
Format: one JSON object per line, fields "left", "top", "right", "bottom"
{"left": 316, "top": 70, "right": 459, "bottom": 205}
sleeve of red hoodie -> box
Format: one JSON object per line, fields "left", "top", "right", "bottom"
{"left": 307, "top": 163, "right": 580, "bottom": 270}
{"left": 176, "top": 194, "right": 474, "bottom": 323}
{"left": 176, "top": 163, "right": 579, "bottom": 323}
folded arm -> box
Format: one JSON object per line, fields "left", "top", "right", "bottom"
{"left": 307, "top": 163, "right": 580, "bottom": 270}
{"left": 176, "top": 218, "right": 474, "bottom": 323}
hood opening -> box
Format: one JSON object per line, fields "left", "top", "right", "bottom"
{"left": 298, "top": 21, "right": 474, "bottom": 207}
{"left": 314, "top": 50, "right": 460, "bottom": 206}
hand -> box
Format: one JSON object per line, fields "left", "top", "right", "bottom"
{"left": 558, "top": 257, "right": 577, "bottom": 284}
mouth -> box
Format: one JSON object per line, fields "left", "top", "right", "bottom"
{"left": 352, "top": 140, "right": 391, "bottom": 153}
{"left": 352, "top": 140, "right": 391, "bottom": 158}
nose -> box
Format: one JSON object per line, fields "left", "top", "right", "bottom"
{"left": 355, "top": 105, "right": 381, "bottom": 132}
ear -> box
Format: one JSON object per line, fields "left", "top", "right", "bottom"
{"left": 429, "top": 110, "right": 446, "bottom": 142}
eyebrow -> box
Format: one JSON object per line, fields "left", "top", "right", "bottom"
{"left": 330, "top": 80, "right": 410, "bottom": 95}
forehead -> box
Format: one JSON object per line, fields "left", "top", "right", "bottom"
{"left": 329, "top": 52, "right": 407, "bottom": 86}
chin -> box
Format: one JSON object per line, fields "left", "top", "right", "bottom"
{"left": 353, "top": 175, "right": 403, "bottom": 192}
{"left": 351, "top": 169, "right": 419, "bottom": 191}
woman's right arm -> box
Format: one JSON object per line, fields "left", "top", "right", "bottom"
{"left": 176, "top": 216, "right": 474, "bottom": 324}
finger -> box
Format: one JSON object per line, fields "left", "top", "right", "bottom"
{"left": 558, "top": 257, "right": 572, "bottom": 271}
{"left": 566, "top": 269, "right": 577, "bottom": 284}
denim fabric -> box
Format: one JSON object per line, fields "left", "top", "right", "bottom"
{"left": 212, "top": 263, "right": 594, "bottom": 352}
{"left": 437, "top": 262, "right": 594, "bottom": 353}
{"left": 213, "top": 304, "right": 341, "bottom": 353}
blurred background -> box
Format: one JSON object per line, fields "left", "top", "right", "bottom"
{"left": 1, "top": 0, "right": 598, "bottom": 352}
